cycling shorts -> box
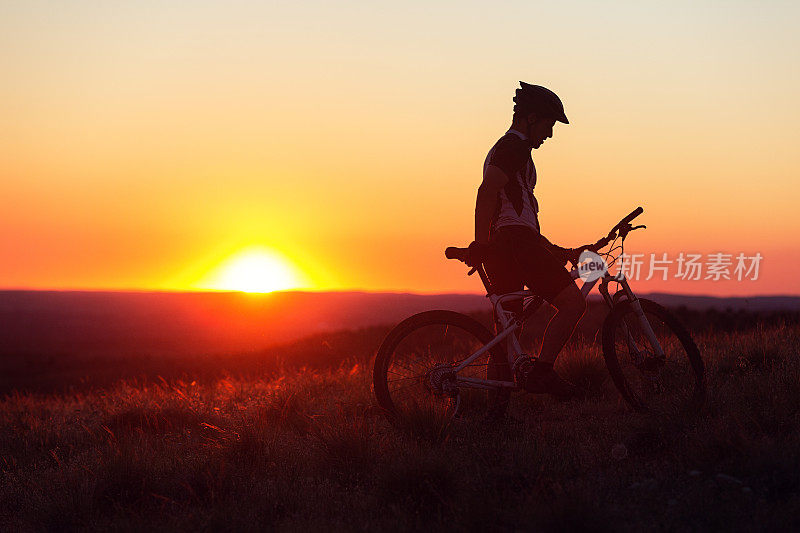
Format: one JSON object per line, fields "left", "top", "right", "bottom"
{"left": 484, "top": 225, "right": 574, "bottom": 304}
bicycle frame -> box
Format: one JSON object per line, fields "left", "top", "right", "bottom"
{"left": 453, "top": 264, "right": 666, "bottom": 391}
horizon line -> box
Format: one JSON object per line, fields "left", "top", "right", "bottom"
{"left": 0, "top": 287, "right": 799, "bottom": 300}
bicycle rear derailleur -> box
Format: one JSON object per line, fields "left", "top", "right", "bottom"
{"left": 426, "top": 363, "right": 459, "bottom": 398}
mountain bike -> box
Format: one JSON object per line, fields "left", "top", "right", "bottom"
{"left": 373, "top": 207, "right": 705, "bottom": 429}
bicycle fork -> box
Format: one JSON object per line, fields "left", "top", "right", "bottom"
{"left": 601, "top": 275, "right": 666, "bottom": 363}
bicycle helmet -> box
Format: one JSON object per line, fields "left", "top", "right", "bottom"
{"left": 513, "top": 81, "right": 569, "bottom": 124}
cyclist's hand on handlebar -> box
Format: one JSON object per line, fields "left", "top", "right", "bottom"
{"left": 466, "top": 241, "right": 489, "bottom": 267}
{"left": 550, "top": 244, "right": 575, "bottom": 266}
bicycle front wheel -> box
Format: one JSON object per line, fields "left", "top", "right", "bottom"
{"left": 602, "top": 298, "right": 705, "bottom": 415}
{"left": 373, "top": 310, "right": 511, "bottom": 432}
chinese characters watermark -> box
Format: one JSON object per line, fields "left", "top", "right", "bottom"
{"left": 613, "top": 252, "right": 763, "bottom": 281}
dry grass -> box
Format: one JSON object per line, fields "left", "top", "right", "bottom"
{"left": 1, "top": 322, "right": 799, "bottom": 531}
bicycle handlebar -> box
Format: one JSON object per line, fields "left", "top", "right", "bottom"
{"left": 577, "top": 206, "right": 644, "bottom": 258}
{"left": 613, "top": 206, "right": 643, "bottom": 235}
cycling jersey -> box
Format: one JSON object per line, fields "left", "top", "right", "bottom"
{"left": 483, "top": 129, "right": 540, "bottom": 235}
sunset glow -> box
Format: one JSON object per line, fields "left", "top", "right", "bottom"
{"left": 199, "top": 247, "right": 306, "bottom": 293}
{"left": 1, "top": 2, "right": 799, "bottom": 296}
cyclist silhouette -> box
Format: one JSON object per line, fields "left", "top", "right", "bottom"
{"left": 467, "top": 81, "right": 586, "bottom": 399}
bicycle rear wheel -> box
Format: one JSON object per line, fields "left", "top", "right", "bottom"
{"left": 373, "top": 310, "right": 511, "bottom": 433}
{"left": 602, "top": 298, "right": 705, "bottom": 415}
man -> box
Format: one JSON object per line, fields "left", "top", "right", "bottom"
{"left": 467, "top": 81, "right": 586, "bottom": 399}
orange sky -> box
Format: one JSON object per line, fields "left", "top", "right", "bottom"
{"left": 2, "top": 1, "right": 799, "bottom": 296}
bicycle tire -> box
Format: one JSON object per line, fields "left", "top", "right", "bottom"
{"left": 373, "top": 310, "right": 511, "bottom": 430}
{"left": 602, "top": 298, "right": 705, "bottom": 414}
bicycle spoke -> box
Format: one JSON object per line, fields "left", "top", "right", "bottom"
{"left": 376, "top": 315, "right": 510, "bottom": 430}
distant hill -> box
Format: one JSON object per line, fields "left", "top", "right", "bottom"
{"left": 0, "top": 290, "right": 487, "bottom": 357}
{"left": 639, "top": 293, "right": 800, "bottom": 312}
{"left": 0, "top": 290, "right": 797, "bottom": 358}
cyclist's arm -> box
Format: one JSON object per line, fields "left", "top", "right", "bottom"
{"left": 474, "top": 165, "right": 508, "bottom": 244}
{"left": 538, "top": 233, "right": 557, "bottom": 249}
{"left": 538, "top": 233, "right": 573, "bottom": 264}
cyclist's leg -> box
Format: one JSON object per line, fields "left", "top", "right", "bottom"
{"left": 484, "top": 232, "right": 524, "bottom": 334}
{"left": 483, "top": 231, "right": 523, "bottom": 387}
{"left": 537, "top": 282, "right": 586, "bottom": 363}
{"left": 511, "top": 233, "right": 587, "bottom": 364}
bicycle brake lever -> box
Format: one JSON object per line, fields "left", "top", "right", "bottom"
{"left": 467, "top": 267, "right": 477, "bottom": 276}
{"left": 619, "top": 223, "right": 646, "bottom": 239}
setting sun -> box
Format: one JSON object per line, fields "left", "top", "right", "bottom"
{"left": 200, "top": 247, "right": 307, "bottom": 293}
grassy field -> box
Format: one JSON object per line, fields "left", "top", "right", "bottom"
{"left": 1, "top": 314, "right": 799, "bottom": 531}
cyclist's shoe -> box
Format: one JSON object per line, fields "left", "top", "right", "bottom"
{"left": 516, "top": 358, "right": 580, "bottom": 400}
